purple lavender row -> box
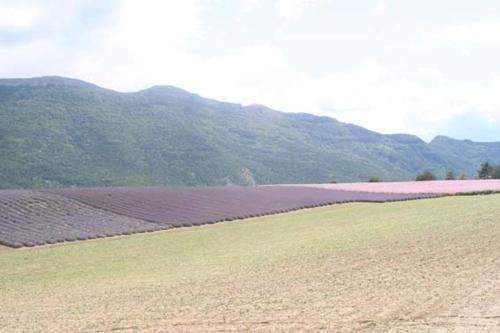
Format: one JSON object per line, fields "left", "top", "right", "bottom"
{"left": 45, "top": 186, "right": 440, "bottom": 227}
{"left": 0, "top": 186, "right": 440, "bottom": 248}
{"left": 0, "top": 191, "right": 163, "bottom": 248}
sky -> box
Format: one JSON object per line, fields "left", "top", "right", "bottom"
{"left": 1, "top": 0, "right": 500, "bottom": 141}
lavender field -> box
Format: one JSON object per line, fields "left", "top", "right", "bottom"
{"left": 1, "top": 185, "right": 439, "bottom": 248}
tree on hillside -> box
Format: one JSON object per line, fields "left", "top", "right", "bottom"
{"left": 416, "top": 171, "right": 437, "bottom": 181}
{"left": 493, "top": 166, "right": 500, "bottom": 179}
{"left": 458, "top": 173, "right": 466, "bottom": 180}
{"left": 368, "top": 177, "right": 381, "bottom": 182}
{"left": 478, "top": 162, "right": 495, "bottom": 179}
{"left": 445, "top": 171, "right": 456, "bottom": 180}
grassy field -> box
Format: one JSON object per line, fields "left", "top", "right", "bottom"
{"left": 1, "top": 195, "right": 500, "bottom": 332}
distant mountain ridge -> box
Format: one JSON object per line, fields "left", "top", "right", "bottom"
{"left": 0, "top": 76, "right": 101, "bottom": 89}
{"left": 0, "top": 76, "right": 499, "bottom": 189}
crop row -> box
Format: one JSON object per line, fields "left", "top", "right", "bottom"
{"left": 295, "top": 179, "right": 500, "bottom": 194}
{"left": 0, "top": 186, "right": 440, "bottom": 248}
{"left": 44, "top": 186, "right": 440, "bottom": 227}
{"left": 0, "top": 191, "right": 162, "bottom": 248}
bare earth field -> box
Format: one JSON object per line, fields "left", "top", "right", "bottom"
{"left": 292, "top": 179, "right": 500, "bottom": 194}
{"left": 1, "top": 195, "right": 499, "bottom": 332}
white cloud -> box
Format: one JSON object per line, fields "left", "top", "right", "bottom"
{"left": 0, "top": 1, "right": 40, "bottom": 28}
{"left": 274, "top": 0, "right": 313, "bottom": 20}
{"left": 241, "top": 0, "right": 260, "bottom": 7}
{"left": 424, "top": 21, "right": 500, "bottom": 46}
{"left": 71, "top": 0, "right": 296, "bottom": 99}
{"left": 71, "top": 0, "right": 208, "bottom": 90}
{"left": 2, "top": 1, "right": 500, "bottom": 141}
{"left": 193, "top": 45, "right": 291, "bottom": 99}
{"left": 262, "top": 62, "right": 500, "bottom": 140}
{"left": 372, "top": 2, "right": 386, "bottom": 16}
{"left": 108, "top": 0, "right": 206, "bottom": 48}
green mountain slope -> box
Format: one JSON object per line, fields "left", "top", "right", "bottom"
{"left": 1, "top": 76, "right": 499, "bottom": 189}
{"left": 428, "top": 136, "right": 500, "bottom": 176}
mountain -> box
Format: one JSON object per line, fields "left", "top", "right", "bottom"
{"left": 428, "top": 136, "right": 500, "bottom": 172}
{"left": 0, "top": 76, "right": 499, "bottom": 189}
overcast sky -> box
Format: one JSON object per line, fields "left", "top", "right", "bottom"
{"left": 2, "top": 0, "right": 500, "bottom": 141}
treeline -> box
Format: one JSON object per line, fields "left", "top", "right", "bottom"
{"left": 477, "top": 162, "right": 500, "bottom": 179}
{"left": 364, "top": 162, "right": 500, "bottom": 183}
{"left": 415, "top": 162, "right": 500, "bottom": 181}
{"left": 415, "top": 170, "right": 466, "bottom": 181}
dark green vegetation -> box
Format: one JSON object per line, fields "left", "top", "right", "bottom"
{"left": 416, "top": 170, "right": 437, "bottom": 181}
{"left": 445, "top": 170, "right": 456, "bottom": 180}
{"left": 477, "top": 162, "right": 500, "bottom": 179}
{"left": 1, "top": 76, "right": 500, "bottom": 188}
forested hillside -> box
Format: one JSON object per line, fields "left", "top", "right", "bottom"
{"left": 1, "top": 76, "right": 499, "bottom": 189}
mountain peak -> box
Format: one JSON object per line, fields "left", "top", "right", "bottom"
{"left": 430, "top": 135, "right": 475, "bottom": 144}
{"left": 0, "top": 76, "right": 101, "bottom": 89}
{"left": 136, "top": 85, "right": 204, "bottom": 102}
{"left": 431, "top": 135, "right": 452, "bottom": 141}
{"left": 389, "top": 133, "right": 426, "bottom": 145}
{"left": 140, "top": 85, "right": 194, "bottom": 95}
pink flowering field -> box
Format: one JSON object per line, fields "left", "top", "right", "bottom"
{"left": 287, "top": 179, "right": 500, "bottom": 194}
